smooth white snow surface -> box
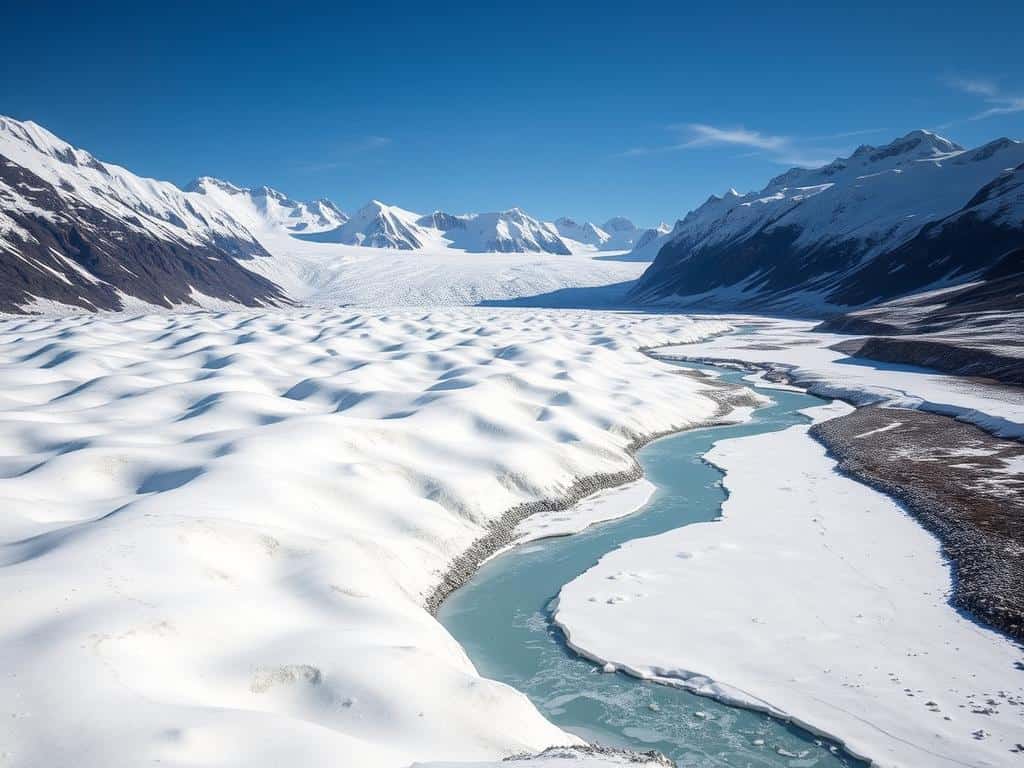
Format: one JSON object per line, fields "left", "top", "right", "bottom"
{"left": 0, "top": 307, "right": 730, "bottom": 768}
{"left": 658, "top": 317, "right": 1024, "bottom": 437}
{"left": 244, "top": 230, "right": 647, "bottom": 308}
{"left": 556, "top": 406, "right": 1024, "bottom": 767}
{"left": 512, "top": 479, "right": 657, "bottom": 545}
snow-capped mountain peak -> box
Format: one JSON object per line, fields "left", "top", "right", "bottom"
{"left": 851, "top": 129, "right": 963, "bottom": 161}
{"left": 0, "top": 116, "right": 261, "bottom": 252}
{"left": 0, "top": 115, "right": 284, "bottom": 312}
{"left": 185, "top": 176, "right": 347, "bottom": 234}
{"left": 632, "top": 129, "right": 1024, "bottom": 311}
{"left": 0, "top": 117, "right": 106, "bottom": 172}
{"left": 602, "top": 216, "right": 638, "bottom": 233}
{"left": 554, "top": 217, "right": 611, "bottom": 248}
{"left": 184, "top": 176, "right": 245, "bottom": 195}
{"left": 554, "top": 215, "right": 653, "bottom": 252}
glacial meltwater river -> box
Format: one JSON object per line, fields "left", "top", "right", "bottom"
{"left": 438, "top": 364, "right": 868, "bottom": 767}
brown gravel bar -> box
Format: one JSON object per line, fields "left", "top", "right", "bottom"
{"left": 811, "top": 405, "right": 1024, "bottom": 642}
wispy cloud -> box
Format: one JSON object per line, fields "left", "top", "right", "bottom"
{"left": 945, "top": 75, "right": 1024, "bottom": 121}
{"left": 621, "top": 123, "right": 877, "bottom": 168}
{"left": 677, "top": 124, "right": 789, "bottom": 151}
{"left": 297, "top": 135, "right": 392, "bottom": 173}
{"left": 946, "top": 76, "right": 1000, "bottom": 98}
{"left": 972, "top": 97, "right": 1024, "bottom": 120}
{"left": 806, "top": 127, "right": 888, "bottom": 141}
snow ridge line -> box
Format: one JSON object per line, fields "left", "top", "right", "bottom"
{"left": 425, "top": 374, "right": 758, "bottom": 615}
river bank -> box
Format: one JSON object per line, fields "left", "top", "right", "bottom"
{"left": 812, "top": 404, "right": 1024, "bottom": 642}
{"left": 439, "top": 366, "right": 867, "bottom": 767}
{"left": 426, "top": 370, "right": 763, "bottom": 615}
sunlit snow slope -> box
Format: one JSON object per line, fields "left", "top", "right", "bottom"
{"left": 0, "top": 307, "right": 730, "bottom": 768}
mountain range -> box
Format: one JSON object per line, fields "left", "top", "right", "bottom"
{"left": 0, "top": 116, "right": 660, "bottom": 312}
{"left": 631, "top": 130, "right": 1024, "bottom": 312}
{"left": 0, "top": 116, "right": 1021, "bottom": 319}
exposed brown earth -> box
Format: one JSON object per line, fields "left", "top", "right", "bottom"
{"left": 811, "top": 405, "right": 1024, "bottom": 642}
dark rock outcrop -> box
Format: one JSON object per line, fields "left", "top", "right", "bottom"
{"left": 0, "top": 156, "right": 287, "bottom": 313}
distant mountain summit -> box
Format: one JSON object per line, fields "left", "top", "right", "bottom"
{"left": 306, "top": 203, "right": 576, "bottom": 254}
{"left": 554, "top": 217, "right": 610, "bottom": 248}
{"left": 632, "top": 129, "right": 1024, "bottom": 311}
{"left": 553, "top": 215, "right": 662, "bottom": 252}
{"left": 185, "top": 177, "right": 347, "bottom": 234}
{"left": 0, "top": 115, "right": 633, "bottom": 312}
{"left": 307, "top": 199, "right": 427, "bottom": 250}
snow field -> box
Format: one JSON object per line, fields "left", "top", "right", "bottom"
{"left": 0, "top": 307, "right": 730, "bottom": 768}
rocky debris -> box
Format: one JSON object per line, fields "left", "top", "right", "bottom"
{"left": 503, "top": 744, "right": 674, "bottom": 766}
{"left": 811, "top": 405, "right": 1024, "bottom": 642}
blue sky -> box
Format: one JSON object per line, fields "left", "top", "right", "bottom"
{"left": 4, "top": 1, "right": 1022, "bottom": 226}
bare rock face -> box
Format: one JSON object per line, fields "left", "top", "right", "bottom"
{"left": 0, "top": 156, "right": 287, "bottom": 313}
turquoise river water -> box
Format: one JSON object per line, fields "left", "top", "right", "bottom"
{"left": 438, "top": 364, "right": 868, "bottom": 767}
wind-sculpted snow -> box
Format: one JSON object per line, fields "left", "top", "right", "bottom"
{"left": 0, "top": 307, "right": 730, "bottom": 767}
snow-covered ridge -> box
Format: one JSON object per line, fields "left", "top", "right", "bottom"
{"left": 0, "top": 117, "right": 288, "bottom": 313}
{"left": 184, "top": 176, "right": 347, "bottom": 235}
{"left": 0, "top": 116, "right": 260, "bottom": 252}
{"left": 553, "top": 216, "right": 668, "bottom": 253}
{"left": 0, "top": 115, "right": 656, "bottom": 313}
{"left": 632, "top": 129, "right": 1024, "bottom": 310}
{"left": 305, "top": 202, "right": 596, "bottom": 255}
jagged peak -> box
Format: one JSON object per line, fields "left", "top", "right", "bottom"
{"left": 846, "top": 129, "right": 964, "bottom": 165}
{"left": 602, "top": 216, "right": 637, "bottom": 232}
{"left": 0, "top": 115, "right": 106, "bottom": 172}
{"left": 253, "top": 185, "right": 289, "bottom": 201}
{"left": 185, "top": 176, "right": 247, "bottom": 195}
{"left": 357, "top": 199, "right": 389, "bottom": 214}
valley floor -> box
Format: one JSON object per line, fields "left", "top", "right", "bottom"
{"left": 244, "top": 231, "right": 647, "bottom": 308}
{"left": 2, "top": 309, "right": 1022, "bottom": 768}
{"left": 555, "top": 320, "right": 1024, "bottom": 767}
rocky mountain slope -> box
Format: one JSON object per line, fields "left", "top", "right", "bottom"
{"left": 819, "top": 246, "right": 1024, "bottom": 384}
{"left": 0, "top": 117, "right": 287, "bottom": 312}
{"left": 631, "top": 130, "right": 1024, "bottom": 312}
{"left": 0, "top": 116, "right": 654, "bottom": 312}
